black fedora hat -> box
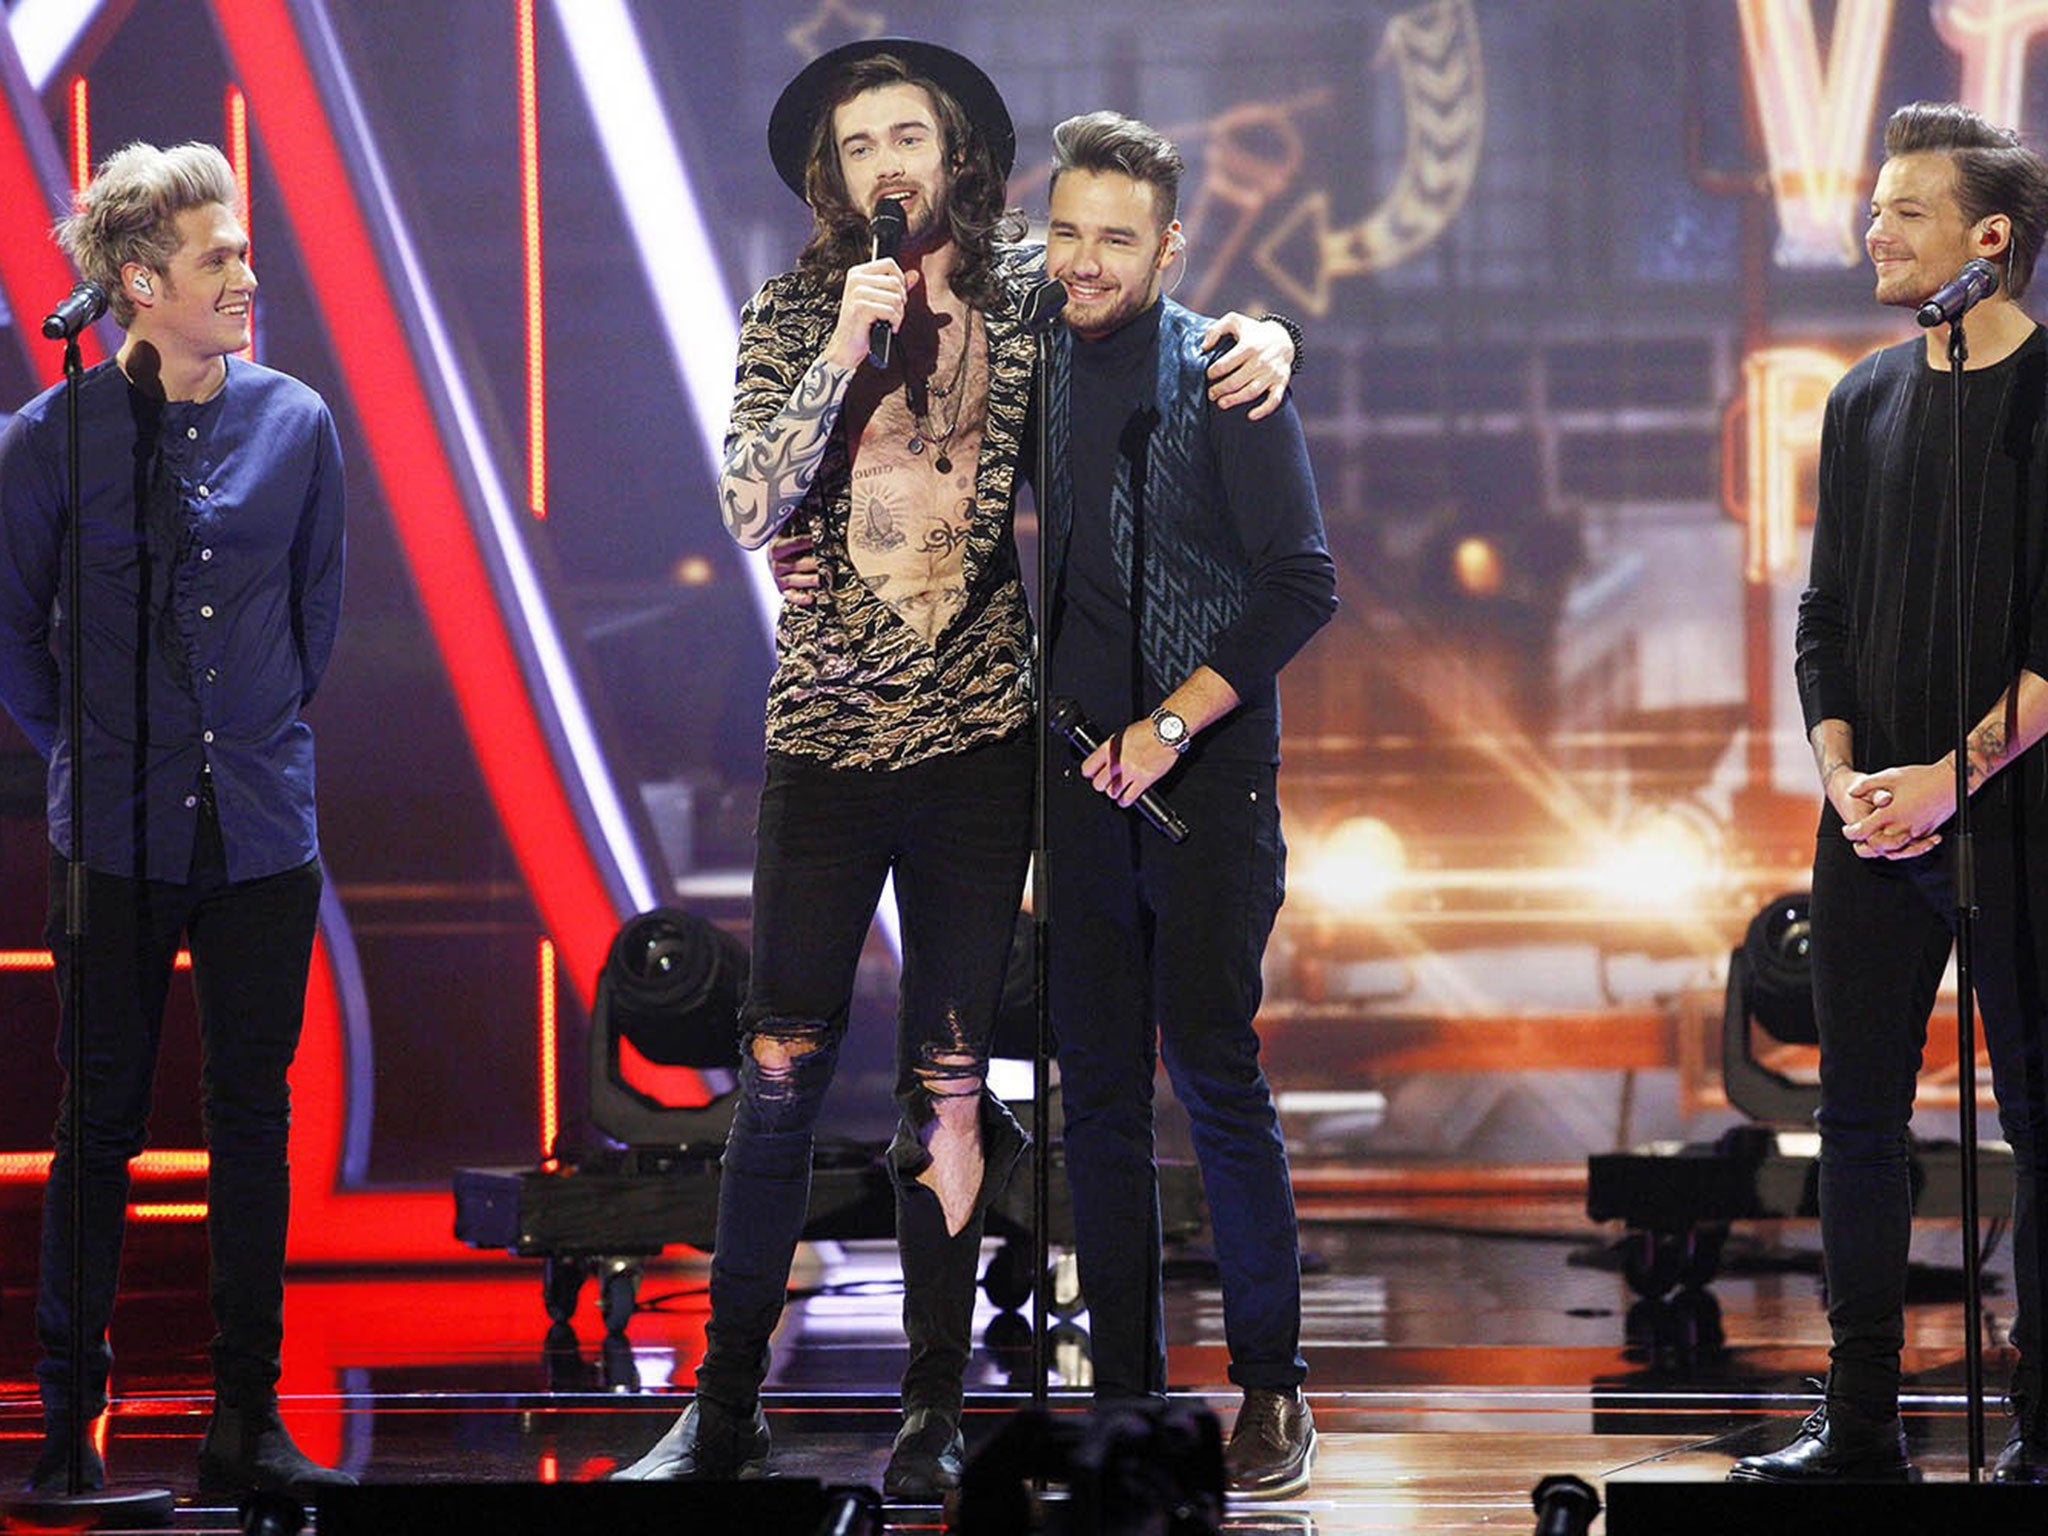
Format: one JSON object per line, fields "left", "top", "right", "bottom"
{"left": 767, "top": 37, "right": 1015, "bottom": 199}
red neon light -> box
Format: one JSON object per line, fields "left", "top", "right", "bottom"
{"left": 539, "top": 935, "right": 559, "bottom": 1158}
{"left": 130, "top": 1202, "right": 208, "bottom": 1222}
{"left": 207, "top": 0, "right": 624, "bottom": 1016}
{"left": 0, "top": 60, "right": 107, "bottom": 387}
{"left": 68, "top": 76, "right": 89, "bottom": 194}
{"left": 517, "top": 0, "right": 547, "bottom": 519}
{"left": 226, "top": 83, "right": 254, "bottom": 363}
{"left": 0, "top": 949, "right": 192, "bottom": 971}
{"left": 0, "top": 1150, "right": 211, "bottom": 1179}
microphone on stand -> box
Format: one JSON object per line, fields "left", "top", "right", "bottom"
{"left": 42, "top": 282, "right": 107, "bottom": 340}
{"left": 1051, "top": 698, "right": 1190, "bottom": 844}
{"left": 867, "top": 197, "right": 908, "bottom": 369}
{"left": 1917, "top": 257, "right": 2000, "bottom": 328}
{"left": 1017, "top": 278, "right": 1067, "bottom": 332}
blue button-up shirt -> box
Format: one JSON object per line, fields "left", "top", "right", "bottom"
{"left": 0, "top": 356, "right": 345, "bottom": 883}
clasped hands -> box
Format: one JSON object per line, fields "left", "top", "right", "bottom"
{"left": 1833, "top": 758, "right": 1958, "bottom": 860}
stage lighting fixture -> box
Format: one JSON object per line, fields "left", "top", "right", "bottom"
{"left": 1299, "top": 813, "right": 1407, "bottom": 913}
{"left": 1529, "top": 1472, "right": 1599, "bottom": 1536}
{"left": 241, "top": 1489, "right": 307, "bottom": 1536}
{"left": 1720, "top": 891, "right": 1819, "bottom": 1125}
{"left": 1589, "top": 802, "right": 1722, "bottom": 912}
{"left": 589, "top": 907, "right": 749, "bottom": 1148}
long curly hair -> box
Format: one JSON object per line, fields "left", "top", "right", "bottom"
{"left": 794, "top": 53, "right": 1023, "bottom": 312}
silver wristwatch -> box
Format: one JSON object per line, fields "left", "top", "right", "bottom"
{"left": 1149, "top": 706, "right": 1190, "bottom": 755}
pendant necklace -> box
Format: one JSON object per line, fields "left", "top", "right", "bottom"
{"left": 908, "top": 309, "right": 975, "bottom": 474}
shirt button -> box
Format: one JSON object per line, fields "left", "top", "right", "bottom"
{"left": 201, "top": 548, "right": 214, "bottom": 561}
{"left": 206, "top": 668, "right": 218, "bottom": 683}
{"left": 200, "top": 604, "right": 214, "bottom": 618}
{"left": 198, "top": 485, "right": 211, "bottom": 498}
{"left": 185, "top": 794, "right": 198, "bottom": 808}
{"left": 186, "top": 427, "right": 198, "bottom": 440}
{"left": 203, "top": 730, "right": 215, "bottom": 743}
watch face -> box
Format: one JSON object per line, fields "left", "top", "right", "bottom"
{"left": 1155, "top": 710, "right": 1187, "bottom": 743}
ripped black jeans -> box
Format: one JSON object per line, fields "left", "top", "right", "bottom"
{"left": 694, "top": 735, "right": 1034, "bottom": 1417}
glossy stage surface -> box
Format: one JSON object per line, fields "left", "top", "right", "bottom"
{"left": 0, "top": 1186, "right": 2032, "bottom": 1531}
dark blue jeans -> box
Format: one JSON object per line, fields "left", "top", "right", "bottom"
{"left": 36, "top": 800, "right": 323, "bottom": 1417}
{"left": 1047, "top": 756, "right": 1306, "bottom": 1400}
{"left": 696, "top": 735, "right": 1034, "bottom": 1416}
{"left": 1809, "top": 813, "right": 2048, "bottom": 1412}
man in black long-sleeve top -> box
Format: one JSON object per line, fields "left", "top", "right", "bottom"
{"left": 1040, "top": 111, "right": 1336, "bottom": 1500}
{"left": 1730, "top": 101, "right": 2048, "bottom": 1486}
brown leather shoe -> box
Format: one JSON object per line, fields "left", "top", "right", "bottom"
{"left": 1225, "top": 1387, "right": 1315, "bottom": 1499}
{"left": 1727, "top": 1403, "right": 1917, "bottom": 1483}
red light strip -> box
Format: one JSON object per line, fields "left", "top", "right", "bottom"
{"left": 538, "top": 935, "right": 559, "bottom": 1158}
{"left": 206, "top": 0, "right": 624, "bottom": 1012}
{"left": 226, "top": 82, "right": 254, "bottom": 362}
{"left": 0, "top": 1150, "right": 212, "bottom": 1179}
{"left": 0, "top": 949, "right": 192, "bottom": 971}
{"left": 130, "top": 1202, "right": 208, "bottom": 1222}
{"left": 68, "top": 74, "right": 89, "bottom": 193}
{"left": 0, "top": 42, "right": 106, "bottom": 387}
{"left": 517, "top": 0, "right": 547, "bottom": 519}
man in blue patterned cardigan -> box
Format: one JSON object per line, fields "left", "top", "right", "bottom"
{"left": 1039, "top": 110, "right": 1336, "bottom": 1500}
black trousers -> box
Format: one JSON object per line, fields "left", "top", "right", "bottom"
{"left": 35, "top": 801, "right": 323, "bottom": 1416}
{"left": 695, "top": 737, "right": 1034, "bottom": 1417}
{"left": 1047, "top": 756, "right": 1306, "bottom": 1401}
{"left": 1809, "top": 814, "right": 2048, "bottom": 1410}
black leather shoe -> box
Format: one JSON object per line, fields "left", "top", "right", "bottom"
{"left": 1225, "top": 1387, "right": 1315, "bottom": 1499}
{"left": 883, "top": 1408, "right": 964, "bottom": 1501}
{"left": 197, "top": 1404, "right": 357, "bottom": 1496}
{"left": 1993, "top": 1387, "right": 2048, "bottom": 1484}
{"left": 26, "top": 1422, "right": 104, "bottom": 1492}
{"left": 1727, "top": 1404, "right": 1917, "bottom": 1483}
{"left": 612, "top": 1399, "right": 771, "bottom": 1481}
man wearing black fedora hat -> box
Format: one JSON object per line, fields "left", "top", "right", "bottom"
{"left": 611, "top": 37, "right": 1298, "bottom": 1498}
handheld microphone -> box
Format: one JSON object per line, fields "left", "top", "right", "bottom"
{"left": 867, "top": 197, "right": 908, "bottom": 369}
{"left": 42, "top": 281, "right": 108, "bottom": 340}
{"left": 1917, "top": 257, "right": 2000, "bottom": 328}
{"left": 1051, "top": 698, "right": 1190, "bottom": 844}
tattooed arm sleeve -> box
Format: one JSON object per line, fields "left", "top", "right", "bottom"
{"left": 718, "top": 279, "right": 853, "bottom": 550}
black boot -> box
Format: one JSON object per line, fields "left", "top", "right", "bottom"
{"left": 1727, "top": 1401, "right": 1917, "bottom": 1483}
{"left": 1994, "top": 1367, "right": 2048, "bottom": 1485}
{"left": 26, "top": 1412, "right": 104, "bottom": 1493}
{"left": 612, "top": 1399, "right": 771, "bottom": 1480}
{"left": 197, "top": 1402, "right": 356, "bottom": 1497}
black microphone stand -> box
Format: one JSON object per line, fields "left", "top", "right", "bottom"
{"left": 1021, "top": 281, "right": 1064, "bottom": 1420}
{"left": 2, "top": 336, "right": 175, "bottom": 1529}
{"left": 1941, "top": 312, "right": 1987, "bottom": 1479}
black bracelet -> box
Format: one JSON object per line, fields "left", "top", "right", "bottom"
{"left": 1265, "top": 310, "right": 1305, "bottom": 378}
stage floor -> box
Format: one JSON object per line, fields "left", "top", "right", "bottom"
{"left": 0, "top": 1188, "right": 2030, "bottom": 1531}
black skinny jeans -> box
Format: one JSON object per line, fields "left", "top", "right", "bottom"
{"left": 36, "top": 798, "right": 323, "bottom": 1416}
{"left": 695, "top": 736, "right": 1034, "bottom": 1416}
{"left": 1810, "top": 812, "right": 2048, "bottom": 1411}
